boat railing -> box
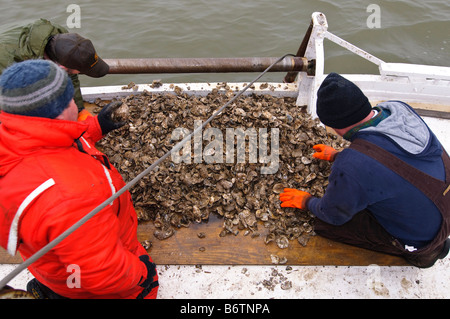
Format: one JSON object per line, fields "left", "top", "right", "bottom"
{"left": 81, "top": 12, "right": 450, "bottom": 118}
{"left": 299, "top": 12, "right": 450, "bottom": 118}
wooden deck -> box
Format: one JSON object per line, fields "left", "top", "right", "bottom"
{"left": 0, "top": 214, "right": 408, "bottom": 266}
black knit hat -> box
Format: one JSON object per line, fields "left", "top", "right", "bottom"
{"left": 316, "top": 73, "right": 372, "bottom": 129}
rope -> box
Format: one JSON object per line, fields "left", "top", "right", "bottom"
{"left": 0, "top": 53, "right": 295, "bottom": 291}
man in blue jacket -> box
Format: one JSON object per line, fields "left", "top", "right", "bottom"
{"left": 280, "top": 73, "right": 450, "bottom": 268}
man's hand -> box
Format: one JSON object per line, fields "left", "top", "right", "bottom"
{"left": 312, "top": 144, "right": 338, "bottom": 161}
{"left": 97, "top": 101, "right": 126, "bottom": 135}
{"left": 138, "top": 255, "right": 157, "bottom": 289}
{"left": 279, "top": 188, "right": 312, "bottom": 210}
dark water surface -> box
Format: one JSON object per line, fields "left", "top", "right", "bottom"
{"left": 1, "top": 0, "right": 449, "bottom": 86}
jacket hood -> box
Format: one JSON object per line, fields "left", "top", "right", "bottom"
{"left": 359, "top": 101, "right": 436, "bottom": 155}
{"left": 0, "top": 112, "right": 88, "bottom": 176}
{"left": 17, "top": 19, "right": 68, "bottom": 60}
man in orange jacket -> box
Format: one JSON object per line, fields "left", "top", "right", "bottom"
{"left": 0, "top": 60, "right": 158, "bottom": 298}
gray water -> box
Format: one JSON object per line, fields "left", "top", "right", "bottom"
{"left": 1, "top": 0, "right": 449, "bottom": 86}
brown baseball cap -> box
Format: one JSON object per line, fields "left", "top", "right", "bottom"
{"left": 45, "top": 33, "right": 109, "bottom": 78}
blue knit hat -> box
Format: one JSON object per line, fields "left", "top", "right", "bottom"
{"left": 0, "top": 60, "right": 74, "bottom": 119}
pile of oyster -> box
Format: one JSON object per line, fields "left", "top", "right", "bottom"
{"left": 95, "top": 84, "right": 346, "bottom": 249}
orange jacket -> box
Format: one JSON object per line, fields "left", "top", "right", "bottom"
{"left": 0, "top": 112, "right": 158, "bottom": 298}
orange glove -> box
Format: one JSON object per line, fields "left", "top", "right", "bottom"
{"left": 279, "top": 188, "right": 312, "bottom": 210}
{"left": 313, "top": 144, "right": 338, "bottom": 161}
{"left": 77, "top": 109, "right": 93, "bottom": 122}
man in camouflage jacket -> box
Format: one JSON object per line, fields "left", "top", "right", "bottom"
{"left": 0, "top": 19, "right": 109, "bottom": 118}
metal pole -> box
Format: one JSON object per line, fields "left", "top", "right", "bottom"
{"left": 104, "top": 56, "right": 309, "bottom": 74}
{"left": 284, "top": 20, "right": 314, "bottom": 83}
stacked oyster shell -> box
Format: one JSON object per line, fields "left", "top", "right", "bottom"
{"left": 96, "top": 85, "right": 346, "bottom": 249}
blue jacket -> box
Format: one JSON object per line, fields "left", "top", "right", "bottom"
{"left": 307, "top": 101, "right": 445, "bottom": 248}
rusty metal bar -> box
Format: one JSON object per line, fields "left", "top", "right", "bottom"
{"left": 284, "top": 20, "right": 314, "bottom": 83}
{"left": 104, "top": 56, "right": 309, "bottom": 74}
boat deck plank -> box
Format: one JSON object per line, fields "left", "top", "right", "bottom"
{"left": 0, "top": 215, "right": 408, "bottom": 266}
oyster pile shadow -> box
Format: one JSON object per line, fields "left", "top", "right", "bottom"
{"left": 95, "top": 85, "right": 347, "bottom": 249}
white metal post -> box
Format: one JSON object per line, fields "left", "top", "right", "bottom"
{"left": 296, "top": 12, "right": 328, "bottom": 118}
